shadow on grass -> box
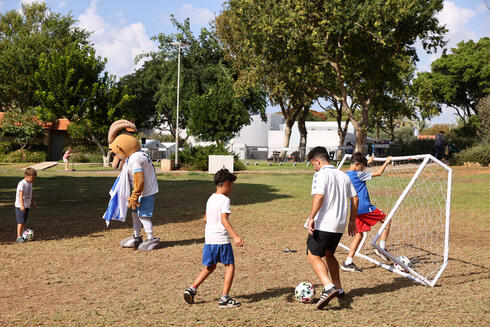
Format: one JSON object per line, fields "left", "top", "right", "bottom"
{"left": 0, "top": 175, "right": 290, "bottom": 243}
{"left": 157, "top": 237, "right": 204, "bottom": 250}
{"left": 239, "top": 286, "right": 295, "bottom": 303}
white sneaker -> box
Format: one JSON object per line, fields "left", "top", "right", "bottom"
{"left": 138, "top": 237, "right": 160, "bottom": 251}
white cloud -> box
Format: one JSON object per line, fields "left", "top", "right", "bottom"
{"left": 20, "top": 0, "right": 44, "bottom": 6}
{"left": 161, "top": 3, "right": 215, "bottom": 26}
{"left": 0, "top": 1, "right": 4, "bottom": 12}
{"left": 59, "top": 1, "right": 66, "bottom": 9}
{"left": 77, "top": 0, "right": 157, "bottom": 77}
{"left": 437, "top": 1, "right": 477, "bottom": 50}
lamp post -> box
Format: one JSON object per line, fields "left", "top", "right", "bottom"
{"left": 170, "top": 41, "right": 189, "bottom": 168}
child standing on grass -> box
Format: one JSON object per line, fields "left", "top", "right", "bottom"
{"left": 341, "top": 153, "right": 392, "bottom": 272}
{"left": 63, "top": 146, "right": 72, "bottom": 171}
{"left": 184, "top": 168, "right": 244, "bottom": 308}
{"left": 14, "top": 167, "right": 37, "bottom": 243}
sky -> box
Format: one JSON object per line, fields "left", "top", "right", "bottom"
{"left": 1, "top": 0, "right": 489, "bottom": 124}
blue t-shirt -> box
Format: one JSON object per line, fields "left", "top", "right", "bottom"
{"left": 346, "top": 170, "right": 376, "bottom": 215}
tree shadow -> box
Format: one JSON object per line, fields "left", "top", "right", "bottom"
{"left": 0, "top": 175, "right": 290, "bottom": 243}
{"left": 157, "top": 237, "right": 204, "bottom": 250}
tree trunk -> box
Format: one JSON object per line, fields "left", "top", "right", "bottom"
{"left": 337, "top": 119, "right": 350, "bottom": 159}
{"left": 86, "top": 125, "right": 109, "bottom": 167}
{"left": 354, "top": 127, "right": 367, "bottom": 154}
{"left": 297, "top": 107, "right": 308, "bottom": 161}
{"left": 280, "top": 120, "right": 294, "bottom": 160}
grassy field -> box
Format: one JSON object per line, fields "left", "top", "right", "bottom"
{"left": 0, "top": 165, "right": 489, "bottom": 326}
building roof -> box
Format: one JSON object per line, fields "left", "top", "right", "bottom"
{"left": 0, "top": 112, "right": 70, "bottom": 131}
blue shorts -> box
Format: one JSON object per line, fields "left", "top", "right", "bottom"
{"left": 202, "top": 243, "right": 235, "bottom": 266}
{"left": 132, "top": 195, "right": 155, "bottom": 218}
{"left": 15, "top": 207, "right": 29, "bottom": 224}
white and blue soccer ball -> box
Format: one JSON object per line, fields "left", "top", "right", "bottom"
{"left": 22, "top": 229, "right": 34, "bottom": 241}
{"left": 394, "top": 256, "right": 412, "bottom": 272}
{"left": 295, "top": 282, "right": 315, "bottom": 303}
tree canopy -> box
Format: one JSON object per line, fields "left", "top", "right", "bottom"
{"left": 413, "top": 37, "right": 490, "bottom": 124}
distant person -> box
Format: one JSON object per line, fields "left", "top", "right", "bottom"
{"left": 346, "top": 142, "right": 354, "bottom": 154}
{"left": 14, "top": 168, "right": 37, "bottom": 243}
{"left": 305, "top": 146, "right": 358, "bottom": 310}
{"left": 435, "top": 131, "right": 446, "bottom": 160}
{"left": 341, "top": 153, "right": 392, "bottom": 273}
{"left": 184, "top": 169, "right": 244, "bottom": 308}
{"left": 63, "top": 146, "right": 73, "bottom": 171}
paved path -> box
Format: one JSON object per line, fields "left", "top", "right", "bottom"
{"left": 24, "top": 161, "right": 58, "bottom": 170}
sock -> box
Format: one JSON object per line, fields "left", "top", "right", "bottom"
{"left": 338, "top": 288, "right": 344, "bottom": 294}
{"left": 221, "top": 294, "right": 230, "bottom": 301}
{"left": 345, "top": 257, "right": 353, "bottom": 265}
{"left": 324, "top": 283, "right": 335, "bottom": 291}
{"left": 139, "top": 217, "right": 153, "bottom": 239}
{"left": 190, "top": 286, "right": 197, "bottom": 293}
{"left": 380, "top": 240, "right": 386, "bottom": 249}
{"left": 132, "top": 212, "right": 142, "bottom": 238}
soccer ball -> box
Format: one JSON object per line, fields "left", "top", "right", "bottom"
{"left": 394, "top": 256, "right": 412, "bottom": 272}
{"left": 22, "top": 229, "right": 34, "bottom": 241}
{"left": 294, "top": 282, "right": 315, "bottom": 303}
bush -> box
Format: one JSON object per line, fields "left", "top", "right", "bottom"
{"left": 69, "top": 145, "right": 103, "bottom": 163}
{"left": 0, "top": 141, "right": 12, "bottom": 155}
{"left": 178, "top": 144, "right": 245, "bottom": 171}
{"left": 454, "top": 143, "right": 490, "bottom": 166}
{"left": 0, "top": 149, "right": 47, "bottom": 163}
{"left": 399, "top": 139, "right": 435, "bottom": 155}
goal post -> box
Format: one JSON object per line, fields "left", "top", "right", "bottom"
{"left": 337, "top": 154, "right": 452, "bottom": 287}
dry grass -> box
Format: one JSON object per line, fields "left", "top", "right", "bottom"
{"left": 0, "top": 166, "right": 489, "bottom": 326}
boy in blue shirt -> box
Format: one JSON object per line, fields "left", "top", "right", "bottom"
{"left": 184, "top": 169, "right": 244, "bottom": 307}
{"left": 341, "top": 152, "right": 392, "bottom": 272}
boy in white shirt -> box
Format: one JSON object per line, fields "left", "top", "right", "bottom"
{"left": 305, "top": 147, "right": 358, "bottom": 310}
{"left": 184, "top": 169, "right": 244, "bottom": 308}
{"left": 15, "top": 168, "right": 37, "bottom": 243}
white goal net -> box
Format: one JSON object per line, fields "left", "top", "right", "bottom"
{"left": 337, "top": 154, "right": 452, "bottom": 286}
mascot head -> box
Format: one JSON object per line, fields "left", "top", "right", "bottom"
{"left": 108, "top": 120, "right": 140, "bottom": 170}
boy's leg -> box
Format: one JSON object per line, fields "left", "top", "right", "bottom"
{"left": 307, "top": 250, "right": 333, "bottom": 287}
{"left": 222, "top": 264, "right": 235, "bottom": 296}
{"left": 380, "top": 220, "right": 391, "bottom": 244}
{"left": 192, "top": 264, "right": 216, "bottom": 289}
{"left": 17, "top": 223, "right": 25, "bottom": 238}
{"left": 341, "top": 233, "right": 363, "bottom": 272}
{"left": 325, "top": 250, "right": 341, "bottom": 290}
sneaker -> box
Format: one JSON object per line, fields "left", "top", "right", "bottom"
{"left": 120, "top": 235, "right": 143, "bottom": 249}
{"left": 340, "top": 262, "right": 362, "bottom": 272}
{"left": 137, "top": 237, "right": 160, "bottom": 251}
{"left": 374, "top": 248, "right": 390, "bottom": 262}
{"left": 316, "top": 286, "right": 339, "bottom": 310}
{"left": 218, "top": 296, "right": 241, "bottom": 308}
{"left": 184, "top": 288, "right": 196, "bottom": 304}
{"left": 16, "top": 237, "right": 26, "bottom": 243}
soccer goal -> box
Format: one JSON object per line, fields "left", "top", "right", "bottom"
{"left": 336, "top": 154, "right": 452, "bottom": 287}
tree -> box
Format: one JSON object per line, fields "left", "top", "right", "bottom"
{"left": 0, "top": 108, "right": 45, "bottom": 149}
{"left": 217, "top": 0, "right": 446, "bottom": 154}
{"left": 413, "top": 38, "right": 490, "bottom": 125}
{"left": 124, "top": 17, "right": 266, "bottom": 141}
{"left": 215, "top": 1, "right": 318, "bottom": 160}
{"left": 34, "top": 44, "right": 129, "bottom": 165}
{"left": 0, "top": 2, "right": 89, "bottom": 111}
{"left": 477, "top": 95, "right": 490, "bottom": 143}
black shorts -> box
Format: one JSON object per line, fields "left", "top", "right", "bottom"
{"left": 15, "top": 207, "right": 29, "bottom": 224}
{"left": 307, "top": 230, "right": 343, "bottom": 256}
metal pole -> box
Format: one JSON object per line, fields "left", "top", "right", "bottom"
{"left": 175, "top": 44, "right": 181, "bottom": 167}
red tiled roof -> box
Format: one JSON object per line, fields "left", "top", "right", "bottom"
{"left": 0, "top": 112, "right": 70, "bottom": 131}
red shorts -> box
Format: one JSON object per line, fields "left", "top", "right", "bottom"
{"left": 356, "top": 209, "right": 386, "bottom": 233}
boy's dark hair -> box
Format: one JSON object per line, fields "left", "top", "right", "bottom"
{"left": 307, "top": 146, "right": 330, "bottom": 162}
{"left": 439, "top": 131, "right": 444, "bottom": 134}
{"left": 25, "top": 167, "right": 37, "bottom": 176}
{"left": 214, "top": 168, "right": 237, "bottom": 185}
{"left": 351, "top": 152, "right": 368, "bottom": 166}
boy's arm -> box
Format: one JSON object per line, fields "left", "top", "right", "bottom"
{"left": 372, "top": 156, "right": 392, "bottom": 177}
{"left": 19, "top": 190, "right": 25, "bottom": 212}
{"left": 348, "top": 195, "right": 359, "bottom": 236}
{"left": 307, "top": 194, "right": 324, "bottom": 235}
{"left": 221, "top": 213, "right": 243, "bottom": 246}
{"left": 203, "top": 213, "right": 207, "bottom": 223}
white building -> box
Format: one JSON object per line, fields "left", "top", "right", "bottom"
{"left": 230, "top": 113, "right": 358, "bottom": 160}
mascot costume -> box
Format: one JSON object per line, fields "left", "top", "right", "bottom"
{"left": 103, "top": 119, "right": 160, "bottom": 251}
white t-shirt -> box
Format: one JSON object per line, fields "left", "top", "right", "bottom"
{"left": 205, "top": 193, "right": 231, "bottom": 244}
{"left": 15, "top": 179, "right": 33, "bottom": 208}
{"left": 310, "top": 165, "right": 357, "bottom": 233}
{"left": 126, "top": 151, "right": 159, "bottom": 197}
